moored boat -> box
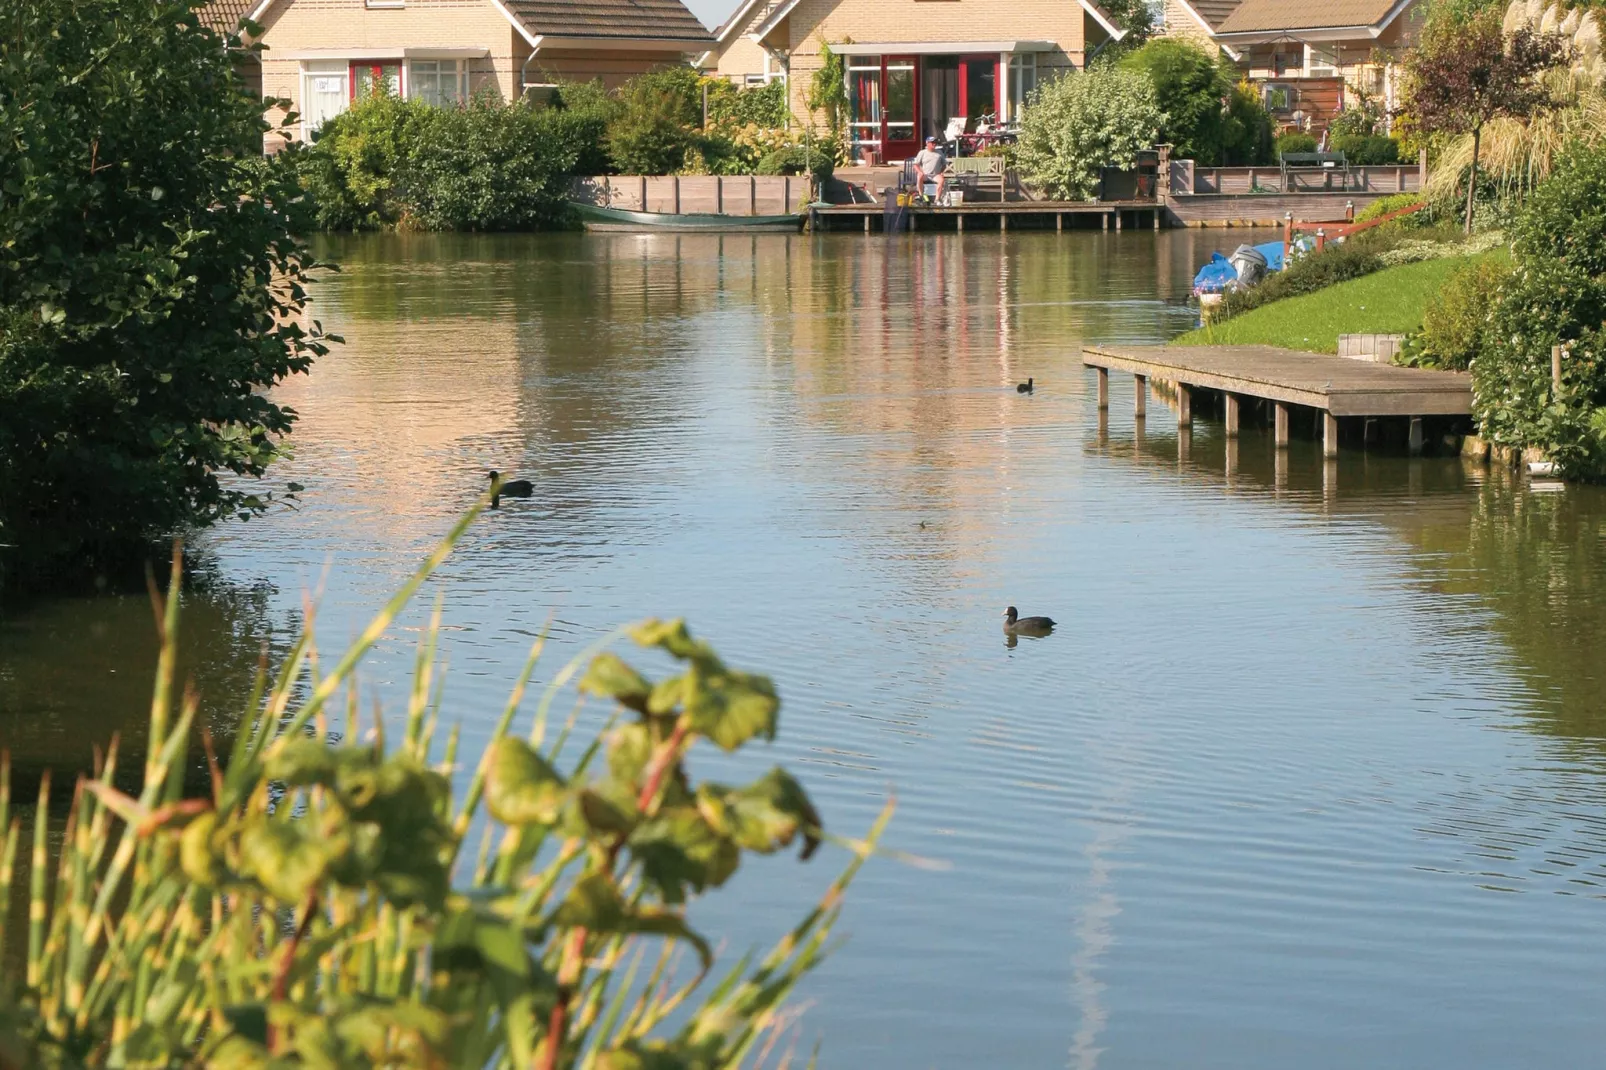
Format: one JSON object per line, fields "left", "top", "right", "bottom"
{"left": 572, "top": 202, "right": 805, "bottom": 232}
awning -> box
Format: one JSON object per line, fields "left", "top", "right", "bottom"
{"left": 830, "top": 41, "right": 1055, "bottom": 56}
{"left": 278, "top": 47, "right": 491, "bottom": 60}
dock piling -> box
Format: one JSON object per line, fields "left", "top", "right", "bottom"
{"left": 1134, "top": 374, "right": 1147, "bottom": 418}
{"left": 1323, "top": 412, "right": 1340, "bottom": 458}
{"left": 1274, "top": 402, "right": 1289, "bottom": 447}
{"left": 1176, "top": 383, "right": 1192, "bottom": 428}
{"left": 1224, "top": 393, "right": 1240, "bottom": 438}
{"left": 1096, "top": 367, "right": 1109, "bottom": 410}
{"left": 1408, "top": 416, "right": 1424, "bottom": 456}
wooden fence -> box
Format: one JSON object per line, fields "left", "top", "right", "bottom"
{"left": 571, "top": 176, "right": 809, "bottom": 216}
{"left": 1185, "top": 165, "right": 1422, "bottom": 196}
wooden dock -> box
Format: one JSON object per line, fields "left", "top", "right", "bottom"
{"left": 812, "top": 200, "right": 1164, "bottom": 233}
{"left": 1082, "top": 344, "right": 1472, "bottom": 457}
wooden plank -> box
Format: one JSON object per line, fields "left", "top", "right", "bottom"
{"left": 1081, "top": 344, "right": 1470, "bottom": 417}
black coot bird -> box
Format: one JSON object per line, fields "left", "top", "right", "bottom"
{"left": 1003, "top": 606, "right": 1055, "bottom": 637}
{"left": 1016, "top": 377, "right": 1034, "bottom": 394}
{"left": 488, "top": 470, "right": 533, "bottom": 508}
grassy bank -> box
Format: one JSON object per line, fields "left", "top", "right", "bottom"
{"left": 1174, "top": 253, "right": 1500, "bottom": 352}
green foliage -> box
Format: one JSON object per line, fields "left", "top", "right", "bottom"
{"left": 1276, "top": 132, "right": 1318, "bottom": 157}
{"left": 1510, "top": 139, "right": 1606, "bottom": 277}
{"left": 1331, "top": 134, "right": 1401, "bottom": 165}
{"left": 1404, "top": 253, "right": 1513, "bottom": 369}
{"left": 0, "top": 0, "right": 332, "bottom": 585}
{"left": 1329, "top": 95, "right": 1387, "bottom": 138}
{"left": 707, "top": 79, "right": 789, "bottom": 130}
{"left": 618, "top": 66, "right": 705, "bottom": 130}
{"left": 1016, "top": 66, "right": 1163, "bottom": 201}
{"left": 1222, "top": 81, "right": 1276, "bottom": 166}
{"left": 755, "top": 144, "right": 835, "bottom": 186}
{"left": 1354, "top": 192, "right": 1426, "bottom": 225}
{"left": 605, "top": 101, "right": 698, "bottom": 176}
{"left": 1120, "top": 39, "right": 1237, "bottom": 165}
{"left": 1220, "top": 240, "right": 1387, "bottom": 318}
{"left": 0, "top": 504, "right": 889, "bottom": 1067}
{"left": 807, "top": 39, "right": 851, "bottom": 163}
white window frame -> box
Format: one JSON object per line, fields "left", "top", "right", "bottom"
{"left": 1008, "top": 53, "right": 1037, "bottom": 120}
{"left": 846, "top": 57, "right": 883, "bottom": 153}
{"left": 300, "top": 60, "right": 351, "bottom": 141}
{"left": 1305, "top": 44, "right": 1339, "bottom": 77}
{"left": 408, "top": 59, "right": 468, "bottom": 107}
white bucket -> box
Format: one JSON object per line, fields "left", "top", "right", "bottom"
{"left": 947, "top": 190, "right": 964, "bottom": 206}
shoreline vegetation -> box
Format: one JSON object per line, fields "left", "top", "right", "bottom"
{"left": 0, "top": 503, "right": 891, "bottom": 1066}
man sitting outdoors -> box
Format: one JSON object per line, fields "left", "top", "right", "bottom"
{"left": 912, "top": 135, "right": 948, "bottom": 203}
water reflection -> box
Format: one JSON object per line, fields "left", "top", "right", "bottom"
{"left": 7, "top": 230, "right": 1606, "bottom": 1067}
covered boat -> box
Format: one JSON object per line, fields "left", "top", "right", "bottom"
{"left": 572, "top": 203, "right": 805, "bottom": 232}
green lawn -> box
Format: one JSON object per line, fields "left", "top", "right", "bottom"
{"left": 1172, "top": 255, "right": 1486, "bottom": 353}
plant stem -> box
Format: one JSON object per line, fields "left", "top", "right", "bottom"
{"left": 266, "top": 888, "right": 319, "bottom": 1051}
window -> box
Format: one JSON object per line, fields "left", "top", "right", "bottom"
{"left": 1263, "top": 83, "right": 1295, "bottom": 113}
{"left": 409, "top": 60, "right": 466, "bottom": 106}
{"left": 1306, "top": 44, "right": 1339, "bottom": 77}
{"left": 848, "top": 57, "right": 883, "bottom": 154}
{"left": 1353, "top": 63, "right": 1384, "bottom": 96}
{"left": 353, "top": 62, "right": 402, "bottom": 99}
{"left": 1008, "top": 54, "right": 1036, "bottom": 119}
{"left": 1146, "top": 0, "right": 1167, "bottom": 31}
{"left": 300, "top": 60, "right": 350, "bottom": 138}
{"left": 743, "top": 73, "right": 767, "bottom": 86}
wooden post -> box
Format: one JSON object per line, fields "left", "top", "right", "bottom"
{"left": 1134, "top": 374, "right": 1147, "bottom": 418}
{"left": 750, "top": 176, "right": 757, "bottom": 216}
{"left": 1056, "top": 213, "right": 1063, "bottom": 233}
{"left": 864, "top": 213, "right": 871, "bottom": 233}
{"left": 957, "top": 214, "right": 965, "bottom": 233}
{"left": 1102, "top": 212, "right": 1109, "bottom": 231}
{"left": 1283, "top": 212, "right": 1293, "bottom": 261}
{"left": 999, "top": 212, "right": 1007, "bottom": 232}
{"left": 1408, "top": 416, "right": 1424, "bottom": 456}
{"left": 1274, "top": 402, "right": 1289, "bottom": 447}
{"left": 1316, "top": 227, "right": 1326, "bottom": 252}
{"left": 1115, "top": 211, "right": 1123, "bottom": 232}
{"left": 1152, "top": 208, "right": 1160, "bottom": 230}
{"left": 1552, "top": 343, "right": 1564, "bottom": 397}
{"left": 673, "top": 176, "right": 681, "bottom": 214}
{"left": 1224, "top": 393, "right": 1240, "bottom": 438}
{"left": 1096, "top": 367, "right": 1109, "bottom": 410}
{"left": 1323, "top": 412, "right": 1339, "bottom": 458}
{"left": 1176, "top": 383, "right": 1192, "bottom": 428}
{"left": 640, "top": 175, "right": 648, "bottom": 210}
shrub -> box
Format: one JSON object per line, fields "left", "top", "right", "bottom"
{"left": 1331, "top": 133, "right": 1401, "bottom": 165}
{"left": 302, "top": 96, "right": 596, "bottom": 229}
{"left": 1220, "top": 240, "right": 1386, "bottom": 318}
{"left": 1406, "top": 253, "right": 1513, "bottom": 369}
{"left": 1119, "top": 38, "right": 1237, "bottom": 165}
{"left": 0, "top": 512, "right": 888, "bottom": 1067}
{"left": 618, "top": 65, "right": 704, "bottom": 129}
{"left": 1016, "top": 67, "right": 1163, "bottom": 201}
{"left": 1276, "top": 131, "right": 1318, "bottom": 157}
{"left": 1510, "top": 139, "right": 1606, "bottom": 278}
{"left": 708, "top": 78, "right": 790, "bottom": 130}
{"left": 1354, "top": 192, "right": 1425, "bottom": 225}
{"left": 1329, "top": 97, "right": 1386, "bottom": 138}
{"left": 0, "top": 0, "right": 331, "bottom": 585}
{"left": 755, "top": 143, "right": 834, "bottom": 186}
{"left": 1222, "top": 81, "right": 1275, "bottom": 166}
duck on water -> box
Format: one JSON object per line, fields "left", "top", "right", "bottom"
{"left": 488, "top": 470, "right": 533, "bottom": 508}
{"left": 1003, "top": 606, "right": 1055, "bottom": 637}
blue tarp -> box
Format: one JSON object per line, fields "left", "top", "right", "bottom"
{"left": 1192, "top": 253, "right": 1239, "bottom": 295}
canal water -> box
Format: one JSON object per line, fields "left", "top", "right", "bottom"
{"left": 7, "top": 230, "right": 1606, "bottom": 1067}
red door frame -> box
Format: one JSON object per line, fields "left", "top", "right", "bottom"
{"left": 956, "top": 55, "right": 1003, "bottom": 121}
{"left": 350, "top": 61, "right": 403, "bottom": 101}
{"left": 882, "top": 55, "right": 920, "bottom": 161}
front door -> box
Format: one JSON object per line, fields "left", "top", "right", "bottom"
{"left": 883, "top": 56, "right": 919, "bottom": 161}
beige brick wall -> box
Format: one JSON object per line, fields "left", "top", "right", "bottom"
{"left": 257, "top": 0, "right": 527, "bottom": 144}
{"left": 529, "top": 47, "right": 698, "bottom": 88}
{"left": 1158, "top": 0, "right": 1215, "bottom": 45}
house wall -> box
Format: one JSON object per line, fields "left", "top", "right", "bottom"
{"left": 256, "top": 0, "right": 524, "bottom": 145}
{"left": 1157, "top": 0, "right": 1216, "bottom": 45}
{"left": 702, "top": 3, "right": 778, "bottom": 82}
{"left": 747, "top": 0, "right": 1102, "bottom": 125}
{"left": 528, "top": 47, "right": 694, "bottom": 88}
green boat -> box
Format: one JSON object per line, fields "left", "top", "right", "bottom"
{"left": 572, "top": 202, "right": 805, "bottom": 232}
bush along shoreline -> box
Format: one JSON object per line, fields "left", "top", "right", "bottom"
{"left": 298, "top": 72, "right": 825, "bottom": 233}
{"left": 0, "top": 502, "right": 891, "bottom": 1067}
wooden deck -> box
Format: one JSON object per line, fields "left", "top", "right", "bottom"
{"left": 811, "top": 200, "right": 1163, "bottom": 232}
{"left": 1082, "top": 344, "right": 1472, "bottom": 457}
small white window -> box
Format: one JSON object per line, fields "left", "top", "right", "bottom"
{"left": 366, "top": 0, "right": 404, "bottom": 7}
{"left": 300, "top": 60, "right": 350, "bottom": 139}
{"left": 744, "top": 73, "right": 767, "bottom": 86}
{"left": 409, "top": 60, "right": 466, "bottom": 107}
{"left": 1306, "top": 44, "right": 1339, "bottom": 77}
{"left": 1008, "top": 53, "right": 1036, "bottom": 120}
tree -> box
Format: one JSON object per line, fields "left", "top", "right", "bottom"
{"left": 1400, "top": 8, "right": 1567, "bottom": 232}
{"left": 1016, "top": 67, "right": 1163, "bottom": 200}
{"left": 0, "top": 0, "right": 331, "bottom": 586}
{"left": 1120, "top": 38, "right": 1237, "bottom": 165}
{"left": 807, "top": 38, "right": 850, "bottom": 162}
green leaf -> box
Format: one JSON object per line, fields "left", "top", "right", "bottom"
{"left": 484, "top": 738, "right": 567, "bottom": 826}
{"left": 723, "top": 768, "right": 823, "bottom": 860}
{"left": 627, "top": 618, "right": 717, "bottom": 663}
{"left": 579, "top": 652, "right": 654, "bottom": 712}
{"left": 682, "top": 665, "right": 778, "bottom": 752}
{"left": 628, "top": 807, "right": 740, "bottom": 904}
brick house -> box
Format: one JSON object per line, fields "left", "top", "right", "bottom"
{"left": 695, "top": 0, "right": 1129, "bottom": 162}
{"left": 1160, "top": 0, "right": 1422, "bottom": 133}
{"left": 202, "top": 0, "right": 712, "bottom": 148}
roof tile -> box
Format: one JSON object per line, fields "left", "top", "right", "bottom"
{"left": 1216, "top": 0, "right": 1402, "bottom": 34}
{"left": 506, "top": 0, "right": 713, "bottom": 42}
